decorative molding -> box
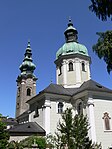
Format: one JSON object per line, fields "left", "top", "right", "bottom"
{"left": 42, "top": 100, "right": 51, "bottom": 109}
{"left": 62, "top": 60, "right": 67, "bottom": 65}
{"left": 87, "top": 99, "right": 94, "bottom": 107}
{"left": 21, "top": 82, "right": 25, "bottom": 84}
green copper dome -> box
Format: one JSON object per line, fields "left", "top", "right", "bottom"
{"left": 56, "top": 19, "right": 88, "bottom": 59}
{"left": 56, "top": 42, "right": 88, "bottom": 59}
{"left": 19, "top": 41, "right": 36, "bottom": 75}
{"left": 17, "top": 41, "right": 37, "bottom": 82}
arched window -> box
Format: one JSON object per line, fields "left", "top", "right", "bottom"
{"left": 68, "top": 62, "right": 73, "bottom": 71}
{"left": 103, "top": 112, "right": 111, "bottom": 130}
{"left": 77, "top": 102, "right": 83, "bottom": 115}
{"left": 59, "top": 65, "right": 62, "bottom": 75}
{"left": 27, "top": 88, "right": 31, "bottom": 96}
{"left": 58, "top": 102, "right": 63, "bottom": 114}
{"left": 82, "top": 62, "right": 85, "bottom": 71}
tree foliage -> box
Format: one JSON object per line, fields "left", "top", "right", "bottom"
{"left": 56, "top": 108, "right": 102, "bottom": 149}
{"left": 89, "top": 0, "right": 112, "bottom": 21}
{"left": 7, "top": 136, "right": 46, "bottom": 149}
{"left": 72, "top": 114, "right": 92, "bottom": 148}
{"left": 0, "top": 114, "right": 9, "bottom": 149}
{"left": 57, "top": 108, "right": 75, "bottom": 149}
{"left": 93, "top": 31, "right": 112, "bottom": 73}
{"left": 19, "top": 135, "right": 46, "bottom": 149}
{"left": 89, "top": 1, "right": 112, "bottom": 73}
{"left": 46, "top": 134, "right": 57, "bottom": 149}
{"left": 7, "top": 141, "right": 23, "bottom": 149}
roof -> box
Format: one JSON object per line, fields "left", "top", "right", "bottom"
{"left": 8, "top": 122, "right": 45, "bottom": 135}
{"left": 17, "top": 110, "right": 29, "bottom": 119}
{"left": 18, "top": 41, "right": 36, "bottom": 80}
{"left": 40, "top": 83, "right": 73, "bottom": 96}
{"left": 73, "top": 79, "right": 112, "bottom": 95}
{"left": 2, "top": 118, "right": 18, "bottom": 125}
{"left": 41, "top": 80, "right": 112, "bottom": 96}
{"left": 27, "top": 80, "right": 112, "bottom": 104}
{"left": 27, "top": 83, "right": 73, "bottom": 104}
{"left": 64, "top": 25, "right": 77, "bottom": 33}
{"left": 56, "top": 42, "right": 88, "bottom": 59}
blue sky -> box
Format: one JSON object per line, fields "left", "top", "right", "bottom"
{"left": 0, "top": 0, "right": 111, "bottom": 117}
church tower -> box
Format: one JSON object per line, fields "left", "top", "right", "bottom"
{"left": 15, "top": 41, "right": 37, "bottom": 118}
{"left": 55, "top": 19, "right": 91, "bottom": 88}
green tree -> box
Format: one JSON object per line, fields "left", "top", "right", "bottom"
{"left": 57, "top": 108, "right": 75, "bottom": 149}
{"left": 72, "top": 114, "right": 92, "bottom": 148}
{"left": 7, "top": 141, "right": 23, "bottom": 149}
{"left": 92, "top": 31, "right": 112, "bottom": 73}
{"left": 89, "top": 0, "right": 112, "bottom": 21}
{"left": 0, "top": 114, "right": 9, "bottom": 149}
{"left": 56, "top": 108, "right": 101, "bottom": 149}
{"left": 19, "top": 135, "right": 46, "bottom": 149}
{"left": 89, "top": 1, "right": 112, "bottom": 74}
{"left": 46, "top": 134, "right": 57, "bottom": 149}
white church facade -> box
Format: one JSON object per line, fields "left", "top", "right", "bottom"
{"left": 12, "top": 19, "right": 112, "bottom": 149}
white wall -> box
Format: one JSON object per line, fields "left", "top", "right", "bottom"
{"left": 9, "top": 135, "right": 28, "bottom": 142}
{"left": 94, "top": 99, "right": 112, "bottom": 149}
{"left": 50, "top": 101, "right": 72, "bottom": 134}
{"left": 56, "top": 57, "right": 90, "bottom": 88}
{"left": 29, "top": 109, "right": 44, "bottom": 129}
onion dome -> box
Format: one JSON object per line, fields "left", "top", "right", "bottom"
{"left": 19, "top": 41, "right": 36, "bottom": 76}
{"left": 56, "top": 19, "right": 88, "bottom": 59}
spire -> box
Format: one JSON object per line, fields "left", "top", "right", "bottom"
{"left": 68, "top": 17, "right": 73, "bottom": 27}
{"left": 19, "top": 41, "right": 36, "bottom": 76}
{"left": 64, "top": 18, "right": 78, "bottom": 43}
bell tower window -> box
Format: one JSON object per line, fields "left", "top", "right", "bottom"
{"left": 82, "top": 62, "right": 85, "bottom": 71}
{"left": 27, "top": 88, "right": 31, "bottom": 96}
{"left": 103, "top": 112, "right": 111, "bottom": 130}
{"left": 68, "top": 62, "right": 73, "bottom": 71}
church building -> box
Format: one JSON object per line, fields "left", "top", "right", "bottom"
{"left": 13, "top": 19, "right": 112, "bottom": 149}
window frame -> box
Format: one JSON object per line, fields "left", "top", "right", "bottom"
{"left": 58, "top": 102, "right": 64, "bottom": 114}
{"left": 77, "top": 102, "right": 83, "bottom": 115}
{"left": 58, "top": 65, "right": 62, "bottom": 76}
{"left": 26, "top": 88, "right": 31, "bottom": 96}
{"left": 82, "top": 62, "right": 85, "bottom": 72}
{"left": 68, "top": 62, "right": 73, "bottom": 71}
{"left": 103, "top": 112, "right": 111, "bottom": 131}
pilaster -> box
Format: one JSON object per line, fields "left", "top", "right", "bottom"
{"left": 42, "top": 100, "right": 51, "bottom": 134}
{"left": 75, "top": 59, "right": 81, "bottom": 87}
{"left": 63, "top": 60, "right": 67, "bottom": 87}
{"left": 87, "top": 97, "right": 96, "bottom": 143}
